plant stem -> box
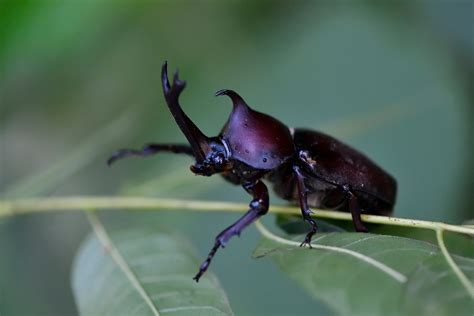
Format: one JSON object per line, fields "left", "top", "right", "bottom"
{"left": 0, "top": 196, "right": 473, "bottom": 236}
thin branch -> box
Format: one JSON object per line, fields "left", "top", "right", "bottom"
{"left": 0, "top": 196, "right": 473, "bottom": 236}
{"left": 436, "top": 228, "right": 474, "bottom": 299}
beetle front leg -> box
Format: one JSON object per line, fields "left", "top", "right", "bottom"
{"left": 343, "top": 186, "right": 369, "bottom": 233}
{"left": 193, "top": 180, "right": 269, "bottom": 282}
{"left": 293, "top": 166, "right": 318, "bottom": 248}
{"left": 107, "top": 143, "right": 193, "bottom": 165}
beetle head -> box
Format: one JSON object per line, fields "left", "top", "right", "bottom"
{"left": 162, "top": 62, "right": 294, "bottom": 176}
{"left": 216, "top": 89, "right": 295, "bottom": 170}
{"left": 189, "top": 137, "right": 232, "bottom": 176}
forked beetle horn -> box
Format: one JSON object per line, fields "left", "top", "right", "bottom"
{"left": 161, "top": 62, "right": 211, "bottom": 163}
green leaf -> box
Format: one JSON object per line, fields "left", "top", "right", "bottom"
{"left": 252, "top": 229, "right": 474, "bottom": 316}
{"left": 401, "top": 254, "right": 474, "bottom": 315}
{"left": 72, "top": 218, "right": 234, "bottom": 316}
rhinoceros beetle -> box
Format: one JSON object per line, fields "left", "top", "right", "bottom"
{"left": 108, "top": 62, "right": 397, "bottom": 282}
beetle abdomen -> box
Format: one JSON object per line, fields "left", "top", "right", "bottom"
{"left": 292, "top": 128, "right": 397, "bottom": 208}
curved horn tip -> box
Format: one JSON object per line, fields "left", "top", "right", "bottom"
{"left": 215, "top": 89, "right": 247, "bottom": 106}
{"left": 215, "top": 89, "right": 241, "bottom": 99}
{"left": 215, "top": 89, "right": 232, "bottom": 97}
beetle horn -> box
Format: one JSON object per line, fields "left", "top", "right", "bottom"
{"left": 161, "top": 62, "right": 211, "bottom": 163}
{"left": 215, "top": 89, "right": 250, "bottom": 110}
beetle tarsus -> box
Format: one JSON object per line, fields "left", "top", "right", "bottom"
{"left": 193, "top": 241, "right": 221, "bottom": 282}
{"left": 300, "top": 210, "right": 318, "bottom": 248}
{"left": 300, "top": 235, "right": 313, "bottom": 248}
{"left": 294, "top": 166, "right": 319, "bottom": 248}
{"left": 193, "top": 180, "right": 269, "bottom": 281}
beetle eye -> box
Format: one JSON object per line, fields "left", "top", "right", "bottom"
{"left": 214, "top": 153, "right": 224, "bottom": 166}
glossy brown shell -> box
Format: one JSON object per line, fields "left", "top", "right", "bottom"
{"left": 293, "top": 128, "right": 397, "bottom": 206}
{"left": 217, "top": 90, "right": 295, "bottom": 170}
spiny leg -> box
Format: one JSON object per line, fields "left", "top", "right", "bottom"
{"left": 193, "top": 180, "right": 269, "bottom": 282}
{"left": 107, "top": 144, "right": 193, "bottom": 165}
{"left": 343, "top": 186, "right": 368, "bottom": 233}
{"left": 293, "top": 166, "right": 318, "bottom": 248}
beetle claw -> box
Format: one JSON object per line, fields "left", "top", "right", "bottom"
{"left": 299, "top": 238, "right": 313, "bottom": 249}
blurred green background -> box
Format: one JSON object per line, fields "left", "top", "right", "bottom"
{"left": 0, "top": 1, "right": 472, "bottom": 315}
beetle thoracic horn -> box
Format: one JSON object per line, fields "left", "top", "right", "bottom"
{"left": 215, "top": 89, "right": 250, "bottom": 110}
{"left": 161, "top": 62, "right": 211, "bottom": 163}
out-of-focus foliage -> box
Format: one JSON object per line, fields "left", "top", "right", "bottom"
{"left": 0, "top": 1, "right": 472, "bottom": 315}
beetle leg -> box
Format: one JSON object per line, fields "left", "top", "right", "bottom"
{"left": 193, "top": 180, "right": 269, "bottom": 282}
{"left": 343, "top": 186, "right": 369, "bottom": 233}
{"left": 107, "top": 143, "right": 194, "bottom": 165}
{"left": 293, "top": 166, "right": 318, "bottom": 248}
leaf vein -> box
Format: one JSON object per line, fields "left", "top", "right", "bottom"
{"left": 255, "top": 221, "right": 407, "bottom": 283}
{"left": 161, "top": 306, "right": 225, "bottom": 314}
{"left": 85, "top": 211, "right": 160, "bottom": 316}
